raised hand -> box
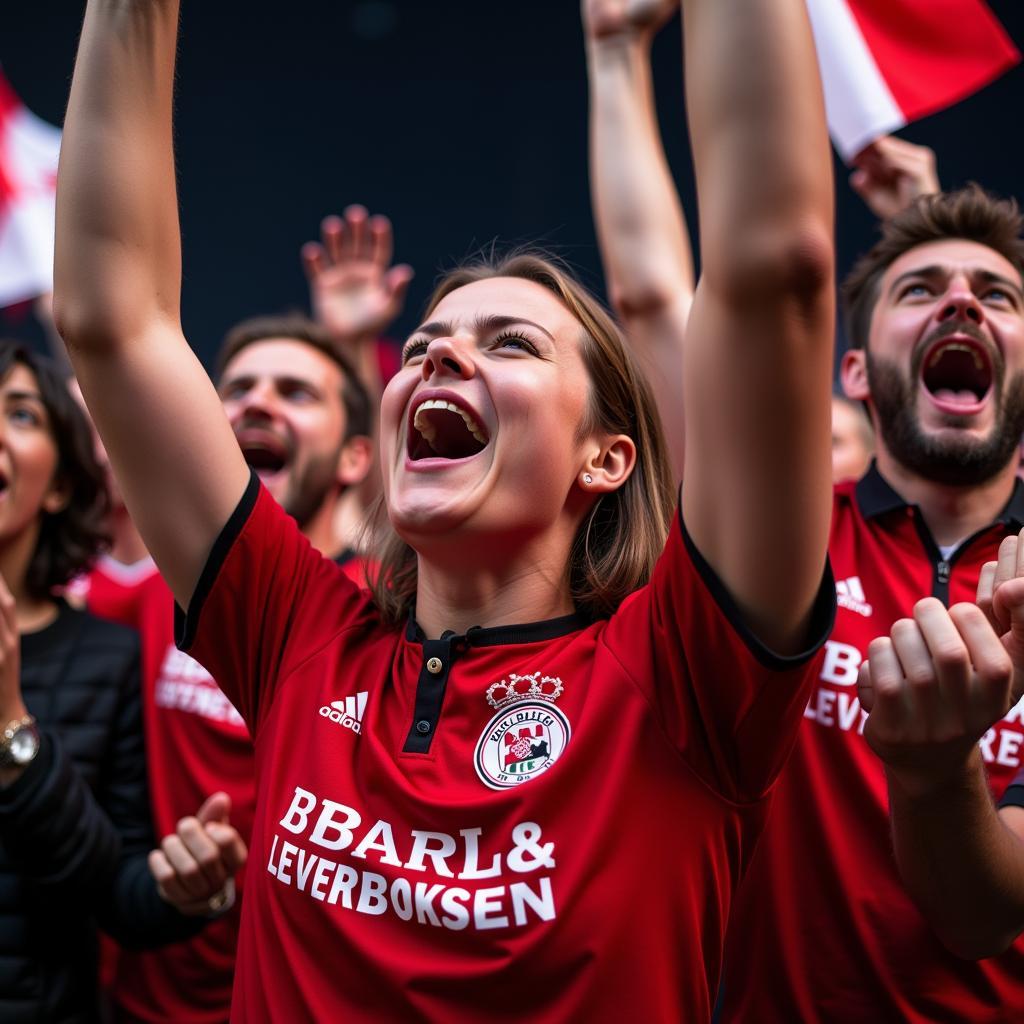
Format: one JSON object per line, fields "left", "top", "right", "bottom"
{"left": 849, "top": 135, "right": 940, "bottom": 221}
{"left": 149, "top": 791, "right": 247, "bottom": 916}
{"left": 858, "top": 533, "right": 1024, "bottom": 795}
{"left": 583, "top": 0, "right": 678, "bottom": 41}
{"left": 302, "top": 206, "right": 413, "bottom": 345}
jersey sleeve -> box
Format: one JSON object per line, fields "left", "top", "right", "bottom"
{"left": 602, "top": 501, "right": 835, "bottom": 803}
{"left": 175, "top": 472, "right": 369, "bottom": 733}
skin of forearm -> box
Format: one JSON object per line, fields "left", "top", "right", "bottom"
{"left": 888, "top": 752, "right": 1024, "bottom": 959}
{"left": 587, "top": 34, "right": 693, "bottom": 318}
{"left": 682, "top": 0, "right": 832, "bottom": 287}
{"left": 54, "top": 0, "right": 183, "bottom": 347}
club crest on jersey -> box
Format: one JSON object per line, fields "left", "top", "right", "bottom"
{"left": 476, "top": 673, "right": 570, "bottom": 790}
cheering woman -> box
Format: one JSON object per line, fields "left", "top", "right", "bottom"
{"left": 55, "top": 0, "right": 836, "bottom": 1019}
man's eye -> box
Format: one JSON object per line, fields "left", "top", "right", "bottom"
{"left": 901, "top": 283, "right": 931, "bottom": 299}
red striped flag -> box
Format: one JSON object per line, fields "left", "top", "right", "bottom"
{"left": 0, "top": 68, "right": 60, "bottom": 307}
{"left": 806, "top": 0, "right": 1020, "bottom": 161}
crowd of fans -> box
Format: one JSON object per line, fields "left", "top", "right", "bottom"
{"left": 2, "top": 0, "right": 1024, "bottom": 1021}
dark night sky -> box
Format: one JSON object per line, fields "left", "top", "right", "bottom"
{"left": 3, "top": 1, "right": 1024, "bottom": 366}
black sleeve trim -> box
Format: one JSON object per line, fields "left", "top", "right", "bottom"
{"left": 679, "top": 505, "right": 836, "bottom": 671}
{"left": 175, "top": 470, "right": 260, "bottom": 652}
{"left": 999, "top": 784, "right": 1024, "bottom": 810}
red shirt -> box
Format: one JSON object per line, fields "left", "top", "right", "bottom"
{"left": 75, "top": 554, "right": 159, "bottom": 624}
{"left": 178, "top": 475, "right": 834, "bottom": 1023}
{"left": 721, "top": 465, "right": 1024, "bottom": 1024}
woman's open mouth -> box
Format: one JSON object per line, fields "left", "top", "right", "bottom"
{"left": 407, "top": 396, "right": 489, "bottom": 462}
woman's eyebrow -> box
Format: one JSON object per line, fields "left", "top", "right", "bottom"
{"left": 2, "top": 389, "right": 45, "bottom": 404}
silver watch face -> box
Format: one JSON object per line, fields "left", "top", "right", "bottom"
{"left": 9, "top": 727, "right": 39, "bottom": 765}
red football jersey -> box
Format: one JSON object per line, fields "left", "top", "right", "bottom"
{"left": 721, "top": 466, "right": 1024, "bottom": 1023}
{"left": 103, "top": 569, "right": 253, "bottom": 1023}
{"left": 76, "top": 554, "right": 159, "bottom": 625}
{"left": 177, "top": 475, "right": 834, "bottom": 1022}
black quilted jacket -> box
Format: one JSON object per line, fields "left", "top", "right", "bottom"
{"left": 0, "top": 602, "right": 201, "bottom": 1023}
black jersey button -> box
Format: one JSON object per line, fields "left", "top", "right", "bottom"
{"left": 426, "top": 657, "right": 443, "bottom": 674}
{"left": 416, "top": 719, "right": 432, "bottom": 735}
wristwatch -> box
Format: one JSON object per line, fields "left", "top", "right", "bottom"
{"left": 0, "top": 715, "right": 40, "bottom": 768}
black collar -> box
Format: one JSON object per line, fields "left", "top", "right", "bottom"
{"left": 405, "top": 608, "right": 592, "bottom": 648}
{"left": 855, "top": 460, "right": 1024, "bottom": 529}
{"left": 333, "top": 547, "right": 357, "bottom": 569}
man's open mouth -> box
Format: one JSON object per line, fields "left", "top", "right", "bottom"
{"left": 920, "top": 336, "right": 994, "bottom": 409}
{"left": 407, "top": 397, "right": 489, "bottom": 462}
{"left": 237, "top": 431, "right": 290, "bottom": 476}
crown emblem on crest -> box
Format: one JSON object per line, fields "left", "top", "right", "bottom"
{"left": 485, "top": 671, "right": 564, "bottom": 710}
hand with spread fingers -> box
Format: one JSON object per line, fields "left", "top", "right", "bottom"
{"left": 148, "top": 791, "right": 247, "bottom": 916}
{"left": 302, "top": 205, "right": 413, "bottom": 346}
{"left": 849, "top": 135, "right": 940, "bottom": 222}
{"left": 858, "top": 528, "right": 1024, "bottom": 796}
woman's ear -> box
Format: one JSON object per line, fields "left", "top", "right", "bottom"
{"left": 337, "top": 434, "right": 374, "bottom": 489}
{"left": 42, "top": 475, "right": 71, "bottom": 516}
{"left": 578, "top": 434, "right": 637, "bottom": 494}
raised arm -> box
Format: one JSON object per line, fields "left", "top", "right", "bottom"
{"left": 679, "top": 0, "right": 834, "bottom": 652}
{"left": 584, "top": 0, "right": 692, "bottom": 481}
{"left": 53, "top": 0, "right": 249, "bottom": 607}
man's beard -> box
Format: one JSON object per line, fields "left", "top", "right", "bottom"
{"left": 867, "top": 351, "right": 1024, "bottom": 486}
{"left": 281, "top": 444, "right": 343, "bottom": 529}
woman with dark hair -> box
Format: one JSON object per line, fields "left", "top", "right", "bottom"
{"left": 0, "top": 342, "right": 233, "bottom": 1023}
{"left": 56, "top": 0, "right": 836, "bottom": 1020}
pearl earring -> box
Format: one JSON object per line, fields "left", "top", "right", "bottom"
{"left": 583, "top": 473, "right": 593, "bottom": 485}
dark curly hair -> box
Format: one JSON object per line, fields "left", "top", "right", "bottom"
{"left": 0, "top": 343, "right": 109, "bottom": 599}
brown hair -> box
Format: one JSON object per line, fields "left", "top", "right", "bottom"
{"left": 842, "top": 184, "right": 1024, "bottom": 351}
{"left": 0, "top": 343, "right": 110, "bottom": 599}
{"left": 215, "top": 314, "right": 372, "bottom": 439}
{"left": 368, "top": 251, "right": 676, "bottom": 625}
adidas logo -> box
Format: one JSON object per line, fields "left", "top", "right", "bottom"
{"left": 318, "top": 692, "right": 368, "bottom": 735}
{"left": 836, "top": 576, "right": 873, "bottom": 617}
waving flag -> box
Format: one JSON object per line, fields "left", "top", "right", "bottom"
{"left": 0, "top": 68, "right": 60, "bottom": 308}
{"left": 806, "top": 0, "right": 1020, "bottom": 161}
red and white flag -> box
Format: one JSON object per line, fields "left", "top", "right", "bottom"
{"left": 806, "top": 0, "right": 1020, "bottom": 161}
{"left": 0, "top": 68, "right": 60, "bottom": 308}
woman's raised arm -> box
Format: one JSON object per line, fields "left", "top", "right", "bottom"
{"left": 54, "top": 0, "right": 249, "bottom": 608}
{"left": 680, "top": 0, "right": 835, "bottom": 654}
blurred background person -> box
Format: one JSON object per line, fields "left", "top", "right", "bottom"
{"left": 831, "top": 392, "right": 875, "bottom": 482}
{"left": 0, "top": 342, "right": 239, "bottom": 1024}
